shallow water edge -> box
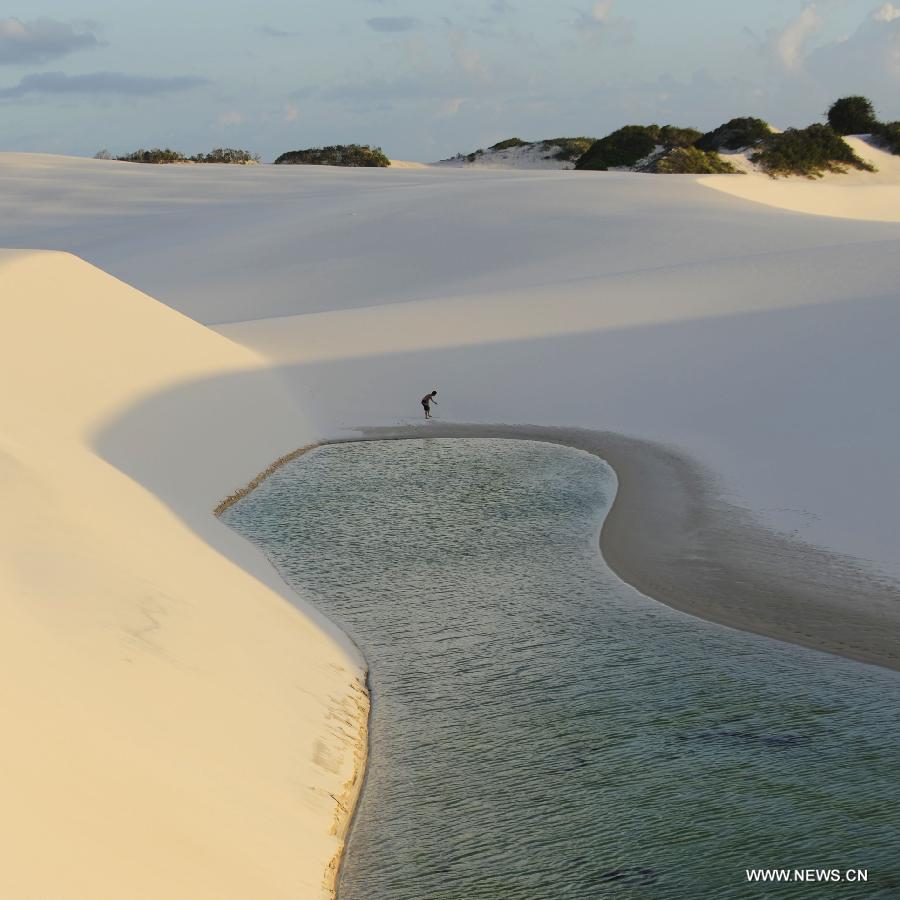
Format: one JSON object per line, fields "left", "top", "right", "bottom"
{"left": 215, "top": 443, "right": 370, "bottom": 900}
{"left": 347, "top": 423, "right": 900, "bottom": 672}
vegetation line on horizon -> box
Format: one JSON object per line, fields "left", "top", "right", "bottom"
{"left": 97, "top": 147, "right": 261, "bottom": 165}
{"left": 94, "top": 95, "right": 897, "bottom": 176}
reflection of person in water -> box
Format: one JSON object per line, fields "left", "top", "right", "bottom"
{"left": 421, "top": 390, "right": 438, "bottom": 419}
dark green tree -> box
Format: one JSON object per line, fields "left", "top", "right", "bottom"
{"left": 695, "top": 117, "right": 771, "bottom": 152}
{"left": 872, "top": 121, "right": 900, "bottom": 155}
{"left": 574, "top": 125, "right": 661, "bottom": 170}
{"left": 274, "top": 144, "right": 390, "bottom": 167}
{"left": 117, "top": 148, "right": 186, "bottom": 164}
{"left": 190, "top": 148, "right": 260, "bottom": 164}
{"left": 827, "top": 96, "right": 878, "bottom": 135}
{"left": 658, "top": 125, "right": 703, "bottom": 148}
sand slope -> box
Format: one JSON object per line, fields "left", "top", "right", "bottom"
{"left": 2, "top": 150, "right": 900, "bottom": 891}
{"left": 2, "top": 150, "right": 898, "bottom": 576}
{"left": 0, "top": 250, "right": 366, "bottom": 899}
{"left": 702, "top": 136, "right": 900, "bottom": 221}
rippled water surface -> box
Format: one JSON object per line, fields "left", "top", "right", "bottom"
{"left": 224, "top": 439, "right": 900, "bottom": 898}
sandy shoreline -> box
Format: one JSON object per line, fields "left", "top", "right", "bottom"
{"left": 214, "top": 445, "right": 370, "bottom": 899}
{"left": 340, "top": 424, "right": 900, "bottom": 672}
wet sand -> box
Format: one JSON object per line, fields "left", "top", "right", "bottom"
{"left": 344, "top": 424, "right": 900, "bottom": 672}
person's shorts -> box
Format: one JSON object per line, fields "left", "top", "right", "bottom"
{"left": 422, "top": 403, "right": 430, "bottom": 411}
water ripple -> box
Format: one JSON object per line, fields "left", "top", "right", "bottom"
{"left": 224, "top": 439, "right": 900, "bottom": 899}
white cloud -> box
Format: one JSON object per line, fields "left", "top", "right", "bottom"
{"left": 873, "top": 3, "right": 900, "bottom": 22}
{"left": 283, "top": 102, "right": 299, "bottom": 122}
{"left": 260, "top": 25, "right": 300, "bottom": 38}
{"left": 0, "top": 17, "right": 100, "bottom": 65}
{"left": 218, "top": 110, "right": 244, "bottom": 126}
{"left": 366, "top": 17, "right": 420, "bottom": 33}
{"left": 437, "top": 97, "right": 463, "bottom": 117}
{"left": 574, "top": 1, "right": 635, "bottom": 45}
{"left": 806, "top": 4, "right": 900, "bottom": 86}
{"left": 768, "top": 4, "right": 823, "bottom": 71}
{"left": 591, "top": 1, "right": 616, "bottom": 22}
{"left": 0, "top": 71, "right": 208, "bottom": 99}
{"left": 449, "top": 31, "right": 491, "bottom": 83}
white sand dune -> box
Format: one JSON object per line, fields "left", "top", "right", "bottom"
{"left": 702, "top": 136, "right": 900, "bottom": 221}
{"left": 0, "top": 250, "right": 366, "bottom": 899}
{"left": 434, "top": 141, "right": 578, "bottom": 169}
{"left": 2, "top": 148, "right": 898, "bottom": 572}
{"left": 2, "top": 147, "right": 900, "bottom": 895}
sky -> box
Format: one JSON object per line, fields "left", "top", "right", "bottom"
{"left": 2, "top": 1, "right": 900, "bottom": 161}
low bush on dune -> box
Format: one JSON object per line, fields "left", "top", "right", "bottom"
{"left": 695, "top": 117, "right": 771, "bottom": 152}
{"left": 823, "top": 95, "right": 900, "bottom": 158}
{"left": 274, "top": 144, "right": 390, "bottom": 167}
{"left": 114, "top": 147, "right": 260, "bottom": 164}
{"left": 658, "top": 125, "right": 703, "bottom": 148}
{"left": 542, "top": 137, "right": 596, "bottom": 161}
{"left": 117, "top": 147, "right": 186, "bottom": 164}
{"left": 647, "top": 146, "right": 742, "bottom": 174}
{"left": 574, "top": 125, "right": 661, "bottom": 170}
{"left": 190, "top": 148, "right": 260, "bottom": 164}
{"left": 871, "top": 121, "right": 900, "bottom": 155}
{"left": 489, "top": 137, "right": 529, "bottom": 152}
{"left": 827, "top": 96, "right": 878, "bottom": 136}
{"left": 575, "top": 124, "right": 705, "bottom": 170}
{"left": 750, "top": 125, "right": 874, "bottom": 177}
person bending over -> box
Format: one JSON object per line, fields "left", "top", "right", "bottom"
{"left": 421, "top": 390, "right": 438, "bottom": 419}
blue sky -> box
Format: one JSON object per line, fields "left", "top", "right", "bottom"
{"left": 2, "top": 1, "right": 899, "bottom": 161}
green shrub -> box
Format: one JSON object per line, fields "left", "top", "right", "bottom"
{"left": 189, "top": 148, "right": 260, "bottom": 164}
{"left": 827, "top": 96, "right": 878, "bottom": 136}
{"left": 117, "top": 148, "right": 186, "bottom": 164}
{"left": 541, "top": 137, "right": 596, "bottom": 161}
{"left": 117, "top": 147, "right": 261, "bottom": 165}
{"left": 871, "top": 121, "right": 900, "bottom": 155}
{"left": 575, "top": 125, "right": 661, "bottom": 170}
{"left": 750, "top": 125, "right": 875, "bottom": 177}
{"left": 696, "top": 117, "right": 771, "bottom": 152}
{"left": 489, "top": 137, "right": 528, "bottom": 152}
{"left": 648, "top": 146, "right": 741, "bottom": 174}
{"left": 274, "top": 144, "right": 390, "bottom": 167}
{"left": 659, "top": 125, "right": 703, "bottom": 148}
